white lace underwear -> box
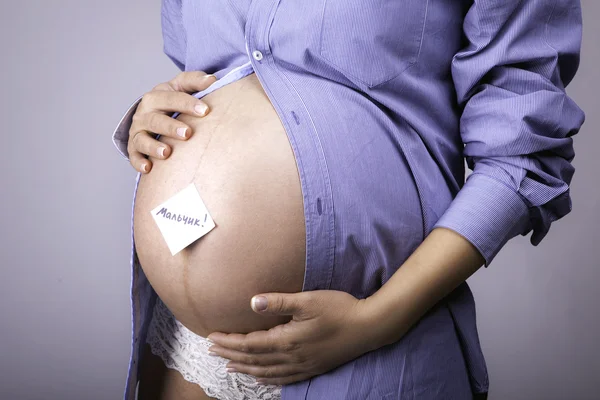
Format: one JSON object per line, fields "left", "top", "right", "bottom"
{"left": 146, "top": 297, "right": 283, "bottom": 400}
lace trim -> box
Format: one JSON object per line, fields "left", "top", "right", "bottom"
{"left": 146, "top": 297, "right": 282, "bottom": 400}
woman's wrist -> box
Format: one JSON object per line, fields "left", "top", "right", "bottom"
{"left": 356, "top": 227, "right": 486, "bottom": 351}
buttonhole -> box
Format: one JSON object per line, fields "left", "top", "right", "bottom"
{"left": 291, "top": 111, "right": 300, "bottom": 125}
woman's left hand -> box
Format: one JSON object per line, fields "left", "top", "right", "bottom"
{"left": 206, "top": 290, "right": 377, "bottom": 385}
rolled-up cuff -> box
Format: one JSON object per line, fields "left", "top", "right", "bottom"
{"left": 432, "top": 173, "right": 531, "bottom": 267}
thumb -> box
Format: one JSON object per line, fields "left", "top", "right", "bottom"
{"left": 251, "top": 293, "right": 305, "bottom": 316}
{"left": 170, "top": 71, "right": 217, "bottom": 93}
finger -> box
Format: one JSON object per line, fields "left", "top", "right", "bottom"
{"left": 142, "top": 90, "right": 210, "bottom": 117}
{"left": 151, "top": 82, "right": 176, "bottom": 92}
{"left": 251, "top": 293, "right": 307, "bottom": 316}
{"left": 169, "top": 71, "right": 217, "bottom": 92}
{"left": 256, "top": 372, "right": 313, "bottom": 386}
{"left": 128, "top": 150, "right": 152, "bottom": 174}
{"left": 129, "top": 130, "right": 171, "bottom": 160}
{"left": 207, "top": 330, "right": 283, "bottom": 354}
{"left": 226, "top": 363, "right": 303, "bottom": 379}
{"left": 209, "top": 345, "right": 289, "bottom": 366}
{"left": 135, "top": 112, "right": 191, "bottom": 141}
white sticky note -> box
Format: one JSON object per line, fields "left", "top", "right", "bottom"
{"left": 150, "top": 183, "right": 216, "bottom": 255}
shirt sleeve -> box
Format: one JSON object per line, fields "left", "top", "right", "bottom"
{"left": 432, "top": 0, "right": 585, "bottom": 267}
{"left": 111, "top": 0, "right": 187, "bottom": 160}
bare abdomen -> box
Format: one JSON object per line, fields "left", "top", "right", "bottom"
{"left": 133, "top": 73, "right": 306, "bottom": 337}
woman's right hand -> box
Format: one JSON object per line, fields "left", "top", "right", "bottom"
{"left": 128, "top": 71, "right": 218, "bottom": 173}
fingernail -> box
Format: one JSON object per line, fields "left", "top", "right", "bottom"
{"left": 157, "top": 147, "right": 165, "bottom": 157}
{"left": 205, "top": 74, "right": 217, "bottom": 80}
{"left": 177, "top": 127, "right": 187, "bottom": 138}
{"left": 226, "top": 367, "right": 237, "bottom": 373}
{"left": 208, "top": 351, "right": 218, "bottom": 357}
{"left": 141, "top": 164, "right": 147, "bottom": 173}
{"left": 252, "top": 296, "right": 268, "bottom": 312}
{"left": 195, "top": 103, "right": 209, "bottom": 116}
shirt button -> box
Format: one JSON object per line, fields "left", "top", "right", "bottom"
{"left": 252, "top": 50, "right": 263, "bottom": 61}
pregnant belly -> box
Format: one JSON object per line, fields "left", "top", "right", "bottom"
{"left": 133, "top": 73, "right": 306, "bottom": 337}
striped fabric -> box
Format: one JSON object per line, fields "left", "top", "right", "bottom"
{"left": 112, "top": 1, "right": 585, "bottom": 399}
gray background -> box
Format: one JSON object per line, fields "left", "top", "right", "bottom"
{"left": 1, "top": 1, "right": 598, "bottom": 399}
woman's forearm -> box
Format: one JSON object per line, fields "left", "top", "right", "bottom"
{"left": 360, "top": 227, "right": 486, "bottom": 350}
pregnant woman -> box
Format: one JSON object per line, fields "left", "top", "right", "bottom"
{"left": 112, "top": 1, "right": 585, "bottom": 399}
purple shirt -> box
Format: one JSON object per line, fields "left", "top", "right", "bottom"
{"left": 112, "top": 1, "right": 585, "bottom": 399}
